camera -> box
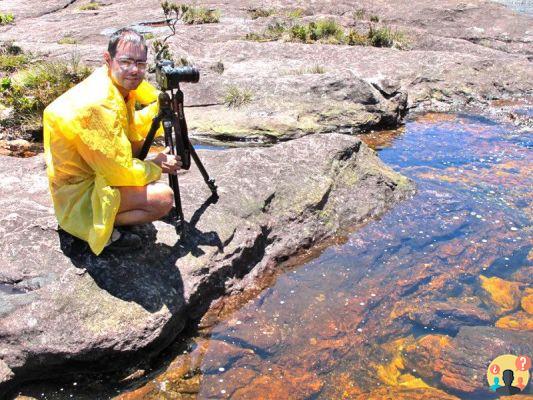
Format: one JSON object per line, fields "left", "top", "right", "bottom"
{"left": 155, "top": 59, "right": 200, "bottom": 91}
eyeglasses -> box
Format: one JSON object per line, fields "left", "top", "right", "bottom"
{"left": 115, "top": 58, "right": 148, "bottom": 71}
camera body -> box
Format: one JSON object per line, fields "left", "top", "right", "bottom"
{"left": 155, "top": 59, "right": 200, "bottom": 91}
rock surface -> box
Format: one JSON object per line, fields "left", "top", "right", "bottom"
{"left": 1, "top": 0, "right": 532, "bottom": 144}
{"left": 0, "top": 133, "right": 413, "bottom": 396}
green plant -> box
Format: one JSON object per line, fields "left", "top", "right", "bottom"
{"left": 143, "top": 32, "right": 155, "bottom": 40}
{"left": 248, "top": 8, "right": 275, "bottom": 19}
{"left": 370, "top": 15, "right": 380, "bottom": 23}
{"left": 152, "top": 39, "right": 173, "bottom": 60}
{"left": 58, "top": 36, "right": 78, "bottom": 45}
{"left": 245, "top": 21, "right": 287, "bottom": 42}
{"left": 182, "top": 5, "right": 220, "bottom": 24}
{"left": 0, "top": 13, "right": 14, "bottom": 25}
{"left": 1, "top": 59, "right": 92, "bottom": 129}
{"left": 78, "top": 1, "right": 100, "bottom": 10}
{"left": 368, "top": 25, "right": 407, "bottom": 48}
{"left": 1, "top": 77, "right": 11, "bottom": 91}
{"left": 0, "top": 43, "right": 29, "bottom": 72}
{"left": 346, "top": 29, "right": 368, "bottom": 46}
{"left": 224, "top": 85, "right": 253, "bottom": 108}
{"left": 289, "top": 19, "right": 345, "bottom": 44}
{"left": 286, "top": 8, "right": 304, "bottom": 19}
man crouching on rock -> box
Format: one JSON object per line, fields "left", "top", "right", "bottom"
{"left": 43, "top": 28, "right": 181, "bottom": 255}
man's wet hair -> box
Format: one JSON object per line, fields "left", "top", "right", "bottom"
{"left": 108, "top": 28, "right": 147, "bottom": 58}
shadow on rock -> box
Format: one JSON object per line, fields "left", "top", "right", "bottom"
{"left": 58, "top": 194, "right": 221, "bottom": 313}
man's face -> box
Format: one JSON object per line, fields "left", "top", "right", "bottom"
{"left": 105, "top": 40, "right": 147, "bottom": 94}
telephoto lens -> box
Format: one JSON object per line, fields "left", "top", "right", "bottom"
{"left": 156, "top": 60, "right": 200, "bottom": 90}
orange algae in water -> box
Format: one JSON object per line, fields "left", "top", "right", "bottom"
{"left": 479, "top": 275, "right": 522, "bottom": 313}
{"left": 496, "top": 311, "right": 533, "bottom": 331}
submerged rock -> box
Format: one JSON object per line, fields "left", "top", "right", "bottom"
{"left": 404, "top": 326, "right": 533, "bottom": 394}
{"left": 0, "top": 133, "right": 413, "bottom": 396}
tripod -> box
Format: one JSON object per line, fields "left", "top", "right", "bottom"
{"left": 138, "top": 84, "right": 218, "bottom": 236}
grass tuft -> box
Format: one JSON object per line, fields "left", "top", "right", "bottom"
{"left": 57, "top": 36, "right": 78, "bottom": 45}
{"left": 1, "top": 57, "right": 92, "bottom": 131}
{"left": 368, "top": 26, "right": 407, "bottom": 48}
{"left": 78, "top": 1, "right": 100, "bottom": 11}
{"left": 247, "top": 8, "right": 275, "bottom": 19}
{"left": 224, "top": 85, "right": 253, "bottom": 108}
{"left": 244, "top": 18, "right": 408, "bottom": 49}
{"left": 245, "top": 21, "right": 286, "bottom": 42}
{"left": 0, "top": 13, "right": 14, "bottom": 25}
{"left": 290, "top": 19, "right": 345, "bottom": 44}
{"left": 286, "top": 8, "right": 305, "bottom": 19}
{"left": 0, "top": 42, "right": 29, "bottom": 72}
{"left": 182, "top": 5, "right": 221, "bottom": 24}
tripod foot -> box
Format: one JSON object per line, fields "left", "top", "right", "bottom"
{"left": 207, "top": 179, "right": 218, "bottom": 198}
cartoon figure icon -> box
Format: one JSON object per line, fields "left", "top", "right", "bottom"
{"left": 487, "top": 354, "right": 530, "bottom": 396}
{"left": 490, "top": 376, "right": 501, "bottom": 391}
{"left": 496, "top": 369, "right": 522, "bottom": 395}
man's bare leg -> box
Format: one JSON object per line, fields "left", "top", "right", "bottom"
{"left": 114, "top": 182, "right": 174, "bottom": 226}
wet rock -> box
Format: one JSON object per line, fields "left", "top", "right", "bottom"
{"left": 230, "top": 365, "right": 323, "bottom": 400}
{"left": 479, "top": 275, "right": 522, "bottom": 314}
{"left": 404, "top": 327, "right": 533, "bottom": 394}
{"left": 496, "top": 311, "right": 533, "bottom": 331}
{"left": 390, "top": 296, "right": 494, "bottom": 334}
{"left": 522, "top": 288, "right": 533, "bottom": 314}
{"left": 0, "top": 133, "right": 412, "bottom": 396}
{"left": 350, "top": 386, "right": 460, "bottom": 400}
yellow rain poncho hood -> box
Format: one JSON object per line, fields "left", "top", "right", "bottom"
{"left": 43, "top": 65, "right": 162, "bottom": 255}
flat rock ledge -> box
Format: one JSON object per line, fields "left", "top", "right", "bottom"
{"left": 0, "top": 133, "right": 413, "bottom": 396}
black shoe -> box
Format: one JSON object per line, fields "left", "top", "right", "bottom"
{"left": 105, "top": 228, "right": 142, "bottom": 251}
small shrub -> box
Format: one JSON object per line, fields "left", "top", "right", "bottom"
{"left": 245, "top": 21, "right": 286, "bottom": 42}
{"left": 58, "top": 36, "right": 78, "bottom": 45}
{"left": 152, "top": 39, "right": 173, "bottom": 60}
{"left": 248, "top": 8, "right": 275, "bottom": 19}
{"left": 224, "top": 85, "right": 253, "bottom": 108}
{"left": 368, "top": 26, "right": 407, "bottom": 48}
{"left": 370, "top": 15, "right": 380, "bottom": 23}
{"left": 143, "top": 32, "right": 155, "bottom": 40}
{"left": 346, "top": 29, "right": 368, "bottom": 46}
{"left": 0, "top": 13, "right": 14, "bottom": 25}
{"left": 0, "top": 43, "right": 29, "bottom": 72}
{"left": 182, "top": 6, "right": 220, "bottom": 24}
{"left": 1, "top": 59, "right": 92, "bottom": 130}
{"left": 78, "top": 1, "right": 100, "bottom": 11}
{"left": 289, "top": 19, "right": 345, "bottom": 44}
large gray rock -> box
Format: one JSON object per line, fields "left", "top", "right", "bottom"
{"left": 0, "top": 133, "right": 413, "bottom": 396}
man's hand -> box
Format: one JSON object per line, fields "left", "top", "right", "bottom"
{"left": 152, "top": 147, "right": 182, "bottom": 175}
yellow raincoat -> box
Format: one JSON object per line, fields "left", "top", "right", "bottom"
{"left": 43, "top": 66, "right": 162, "bottom": 255}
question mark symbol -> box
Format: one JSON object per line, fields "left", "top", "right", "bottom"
{"left": 491, "top": 364, "right": 500, "bottom": 374}
{"left": 515, "top": 355, "right": 531, "bottom": 371}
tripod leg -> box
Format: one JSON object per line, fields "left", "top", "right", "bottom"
{"left": 170, "top": 174, "right": 185, "bottom": 233}
{"left": 190, "top": 146, "right": 218, "bottom": 197}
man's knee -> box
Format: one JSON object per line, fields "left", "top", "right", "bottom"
{"left": 150, "top": 183, "right": 173, "bottom": 217}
